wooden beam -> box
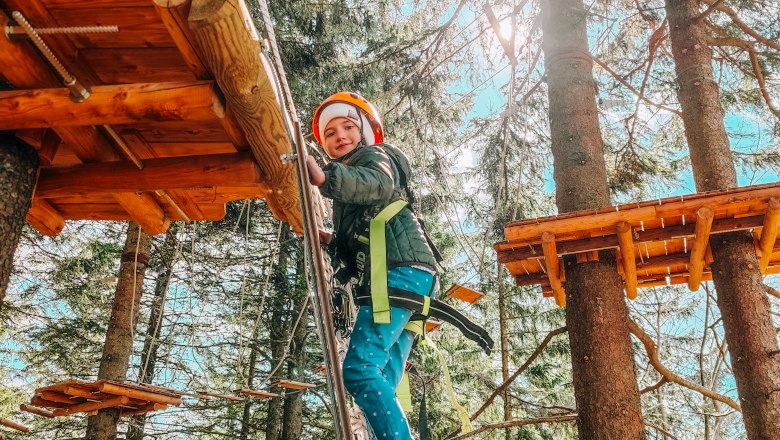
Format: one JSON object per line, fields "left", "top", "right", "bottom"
{"left": 154, "top": 0, "right": 212, "bottom": 79}
{"left": 0, "top": 82, "right": 224, "bottom": 130}
{"left": 19, "top": 404, "right": 54, "bottom": 418}
{"left": 0, "top": 419, "right": 29, "bottom": 432}
{"left": 236, "top": 388, "right": 278, "bottom": 399}
{"left": 758, "top": 197, "right": 780, "bottom": 272}
{"left": 688, "top": 207, "right": 714, "bottom": 291}
{"left": 616, "top": 222, "right": 638, "bottom": 300}
{"left": 26, "top": 198, "right": 65, "bottom": 236}
{"left": 52, "top": 395, "right": 130, "bottom": 417}
{"left": 506, "top": 207, "right": 658, "bottom": 243}
{"left": 188, "top": 0, "right": 303, "bottom": 232}
{"left": 98, "top": 382, "right": 182, "bottom": 406}
{"left": 541, "top": 232, "right": 565, "bottom": 306}
{"left": 36, "top": 152, "right": 263, "bottom": 198}
{"left": 114, "top": 193, "right": 170, "bottom": 236}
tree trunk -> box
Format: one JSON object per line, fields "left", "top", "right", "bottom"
{"left": 282, "top": 254, "right": 308, "bottom": 439}
{"left": 497, "top": 263, "right": 511, "bottom": 434}
{"left": 239, "top": 345, "right": 259, "bottom": 440}
{"left": 126, "top": 229, "right": 178, "bottom": 440}
{"left": 540, "top": 1, "right": 645, "bottom": 438}
{"left": 0, "top": 133, "right": 38, "bottom": 310}
{"left": 665, "top": 2, "right": 780, "bottom": 438}
{"left": 86, "top": 222, "right": 152, "bottom": 440}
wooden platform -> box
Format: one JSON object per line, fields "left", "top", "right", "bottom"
{"left": 26, "top": 380, "right": 183, "bottom": 417}
{"left": 495, "top": 183, "right": 780, "bottom": 306}
{"left": 0, "top": 0, "right": 305, "bottom": 236}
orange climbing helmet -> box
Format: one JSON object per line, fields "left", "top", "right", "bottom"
{"left": 312, "top": 92, "right": 384, "bottom": 147}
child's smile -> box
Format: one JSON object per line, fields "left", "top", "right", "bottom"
{"left": 323, "top": 117, "right": 362, "bottom": 158}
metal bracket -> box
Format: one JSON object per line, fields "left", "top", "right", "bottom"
{"left": 280, "top": 152, "right": 298, "bottom": 164}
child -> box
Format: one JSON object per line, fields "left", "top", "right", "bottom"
{"left": 306, "top": 92, "right": 439, "bottom": 439}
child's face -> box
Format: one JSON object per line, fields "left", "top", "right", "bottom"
{"left": 323, "top": 117, "right": 362, "bottom": 158}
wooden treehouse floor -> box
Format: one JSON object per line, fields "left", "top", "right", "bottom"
{"left": 495, "top": 182, "right": 780, "bottom": 306}
{"left": 0, "top": 0, "right": 303, "bottom": 236}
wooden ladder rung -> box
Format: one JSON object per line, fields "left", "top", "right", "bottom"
{"left": 237, "top": 388, "right": 279, "bottom": 399}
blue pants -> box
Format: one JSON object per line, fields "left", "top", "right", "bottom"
{"left": 343, "top": 266, "right": 435, "bottom": 440}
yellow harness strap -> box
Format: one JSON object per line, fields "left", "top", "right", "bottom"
{"left": 419, "top": 337, "right": 474, "bottom": 434}
{"left": 369, "top": 199, "right": 408, "bottom": 324}
{"left": 396, "top": 370, "right": 412, "bottom": 412}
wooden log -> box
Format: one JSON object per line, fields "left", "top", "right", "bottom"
{"left": 616, "top": 222, "right": 638, "bottom": 300}
{"left": 188, "top": 0, "right": 303, "bottom": 233}
{"left": 19, "top": 404, "right": 54, "bottom": 418}
{"left": 98, "top": 382, "right": 182, "bottom": 406}
{"left": 39, "top": 390, "right": 78, "bottom": 404}
{"left": 687, "top": 207, "right": 714, "bottom": 291}
{"left": 119, "top": 403, "right": 167, "bottom": 417}
{"left": 269, "top": 379, "right": 316, "bottom": 390}
{"left": 26, "top": 199, "right": 65, "bottom": 236}
{"left": 758, "top": 197, "right": 780, "bottom": 272}
{"left": 237, "top": 389, "right": 278, "bottom": 399}
{"left": 36, "top": 152, "right": 263, "bottom": 198}
{"left": 0, "top": 418, "right": 29, "bottom": 432}
{"left": 0, "top": 82, "right": 225, "bottom": 129}
{"left": 505, "top": 206, "right": 657, "bottom": 242}
{"left": 52, "top": 395, "right": 130, "bottom": 417}
{"left": 30, "top": 395, "right": 69, "bottom": 409}
{"left": 541, "top": 232, "right": 565, "bottom": 306}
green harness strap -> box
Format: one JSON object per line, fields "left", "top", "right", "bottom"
{"left": 369, "top": 199, "right": 408, "bottom": 324}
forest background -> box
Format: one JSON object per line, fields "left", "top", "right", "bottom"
{"left": 1, "top": 0, "right": 779, "bottom": 439}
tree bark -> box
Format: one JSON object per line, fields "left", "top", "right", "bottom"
{"left": 282, "top": 253, "right": 308, "bottom": 440}
{"left": 126, "top": 229, "right": 178, "bottom": 440}
{"left": 239, "top": 345, "right": 259, "bottom": 440}
{"left": 540, "top": 1, "right": 645, "bottom": 438}
{"left": 86, "top": 222, "right": 151, "bottom": 440}
{"left": 497, "top": 263, "right": 511, "bottom": 433}
{"left": 0, "top": 133, "right": 38, "bottom": 310}
{"left": 665, "top": 1, "right": 780, "bottom": 438}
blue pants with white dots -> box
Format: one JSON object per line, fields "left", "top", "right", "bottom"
{"left": 343, "top": 266, "right": 435, "bottom": 440}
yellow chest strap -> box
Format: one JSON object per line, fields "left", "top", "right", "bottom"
{"left": 369, "top": 199, "right": 408, "bottom": 324}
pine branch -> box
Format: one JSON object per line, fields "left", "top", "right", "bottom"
{"left": 627, "top": 318, "right": 741, "bottom": 412}
{"left": 591, "top": 55, "right": 682, "bottom": 115}
{"left": 700, "top": 0, "right": 780, "bottom": 51}
{"left": 449, "top": 414, "right": 578, "bottom": 440}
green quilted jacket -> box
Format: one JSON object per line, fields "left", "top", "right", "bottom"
{"left": 319, "top": 143, "right": 438, "bottom": 283}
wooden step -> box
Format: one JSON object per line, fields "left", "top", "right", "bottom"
{"left": 444, "top": 284, "right": 484, "bottom": 304}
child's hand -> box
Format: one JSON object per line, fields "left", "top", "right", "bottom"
{"left": 318, "top": 228, "right": 333, "bottom": 245}
{"left": 306, "top": 156, "right": 326, "bottom": 187}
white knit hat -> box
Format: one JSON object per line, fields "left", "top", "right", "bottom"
{"left": 316, "top": 102, "right": 375, "bottom": 146}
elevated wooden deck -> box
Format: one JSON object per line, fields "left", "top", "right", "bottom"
{"left": 0, "top": 0, "right": 303, "bottom": 236}
{"left": 495, "top": 183, "right": 780, "bottom": 306}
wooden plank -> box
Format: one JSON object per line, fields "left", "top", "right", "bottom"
{"left": 425, "top": 320, "right": 442, "bottom": 332}
{"left": 505, "top": 207, "right": 658, "bottom": 243}
{"left": 0, "top": 419, "right": 29, "bottom": 432}
{"left": 26, "top": 198, "right": 65, "bottom": 236}
{"left": 269, "top": 379, "right": 315, "bottom": 390}
{"left": 687, "top": 207, "right": 714, "bottom": 291}
{"left": 237, "top": 389, "right": 278, "bottom": 399}
{"left": 53, "top": 395, "right": 130, "bottom": 417}
{"left": 444, "top": 284, "right": 485, "bottom": 304}
{"left": 147, "top": 142, "right": 237, "bottom": 157}
{"left": 19, "top": 404, "right": 55, "bottom": 418}
{"left": 188, "top": 0, "right": 302, "bottom": 233}
{"left": 153, "top": 0, "right": 212, "bottom": 79}
{"left": 758, "top": 198, "right": 780, "bottom": 272}
{"left": 46, "top": 6, "right": 174, "bottom": 49}
{"left": 81, "top": 48, "right": 195, "bottom": 84}
{"left": 43, "top": 0, "right": 152, "bottom": 7}
{"left": 0, "top": 81, "right": 224, "bottom": 129}
{"left": 126, "top": 120, "right": 231, "bottom": 143}
{"left": 98, "top": 382, "right": 182, "bottom": 405}
{"left": 616, "top": 222, "right": 638, "bottom": 300}
{"left": 39, "top": 390, "right": 78, "bottom": 404}
{"left": 541, "top": 232, "right": 565, "bottom": 307}
{"left": 36, "top": 152, "right": 263, "bottom": 198}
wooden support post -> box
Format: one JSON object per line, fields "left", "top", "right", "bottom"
{"left": 687, "top": 207, "right": 714, "bottom": 291}
{"left": 541, "top": 232, "right": 565, "bottom": 306}
{"left": 0, "top": 418, "right": 29, "bottom": 432}
{"left": 98, "top": 382, "right": 182, "bottom": 406}
{"left": 616, "top": 222, "right": 638, "bottom": 300}
{"left": 188, "top": 0, "right": 303, "bottom": 232}
{"left": 758, "top": 197, "right": 780, "bottom": 273}
{"left": 0, "top": 82, "right": 225, "bottom": 129}
{"left": 20, "top": 404, "right": 54, "bottom": 418}
{"left": 114, "top": 193, "right": 170, "bottom": 236}
{"left": 52, "top": 395, "right": 130, "bottom": 417}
